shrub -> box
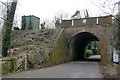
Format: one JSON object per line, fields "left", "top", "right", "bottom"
{"left": 85, "top": 49, "right": 93, "bottom": 57}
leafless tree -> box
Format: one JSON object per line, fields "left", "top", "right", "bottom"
{"left": 91, "top": 0, "right": 119, "bottom": 15}
{"left": 53, "top": 12, "right": 68, "bottom": 28}
{"left": 1, "top": 0, "right": 18, "bottom": 57}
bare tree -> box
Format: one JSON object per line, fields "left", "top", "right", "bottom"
{"left": 1, "top": 0, "right": 18, "bottom": 57}
{"left": 91, "top": 0, "right": 118, "bottom": 15}
{"left": 53, "top": 13, "right": 68, "bottom": 28}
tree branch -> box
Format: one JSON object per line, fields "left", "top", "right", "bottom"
{"left": 0, "top": 1, "right": 7, "bottom": 7}
{"left": 91, "top": 0, "right": 119, "bottom": 16}
{"left": 92, "top": 1, "right": 111, "bottom": 15}
{"left": 0, "top": 16, "right": 6, "bottom": 21}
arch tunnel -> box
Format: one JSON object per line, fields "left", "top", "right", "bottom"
{"left": 68, "top": 32, "right": 99, "bottom": 61}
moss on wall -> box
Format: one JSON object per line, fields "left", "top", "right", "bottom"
{"left": 46, "top": 29, "right": 70, "bottom": 65}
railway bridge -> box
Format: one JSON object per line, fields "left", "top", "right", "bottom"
{"left": 60, "top": 15, "right": 113, "bottom": 64}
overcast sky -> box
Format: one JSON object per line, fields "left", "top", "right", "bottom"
{"left": 0, "top": 0, "right": 119, "bottom": 28}
{"left": 17, "top": 0, "right": 98, "bottom": 19}
{"left": 16, "top": 0, "right": 119, "bottom": 20}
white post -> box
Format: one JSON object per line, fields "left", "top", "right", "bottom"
{"left": 72, "top": 20, "right": 74, "bottom": 26}
{"left": 24, "top": 54, "right": 27, "bottom": 70}
{"left": 96, "top": 17, "right": 99, "bottom": 25}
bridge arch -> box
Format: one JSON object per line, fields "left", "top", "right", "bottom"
{"left": 68, "top": 32, "right": 100, "bottom": 60}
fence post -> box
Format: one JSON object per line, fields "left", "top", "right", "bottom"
{"left": 24, "top": 54, "right": 28, "bottom": 70}
{"left": 10, "top": 59, "right": 14, "bottom": 73}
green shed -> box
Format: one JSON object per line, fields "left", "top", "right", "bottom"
{"left": 21, "top": 15, "right": 40, "bottom": 30}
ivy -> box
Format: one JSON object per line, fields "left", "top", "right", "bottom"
{"left": 2, "top": 1, "right": 17, "bottom": 57}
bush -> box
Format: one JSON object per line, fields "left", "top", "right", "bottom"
{"left": 85, "top": 49, "right": 93, "bottom": 57}
{"left": 14, "top": 27, "right": 20, "bottom": 30}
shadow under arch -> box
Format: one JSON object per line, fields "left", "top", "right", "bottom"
{"left": 68, "top": 32, "right": 99, "bottom": 61}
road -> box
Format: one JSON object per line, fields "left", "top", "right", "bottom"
{"left": 87, "top": 55, "right": 100, "bottom": 59}
{"left": 3, "top": 59, "right": 102, "bottom": 78}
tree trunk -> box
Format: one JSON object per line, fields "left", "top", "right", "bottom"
{"left": 2, "top": 0, "right": 18, "bottom": 57}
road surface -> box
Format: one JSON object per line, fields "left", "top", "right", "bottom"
{"left": 86, "top": 55, "right": 100, "bottom": 60}
{"left": 3, "top": 61, "right": 102, "bottom": 78}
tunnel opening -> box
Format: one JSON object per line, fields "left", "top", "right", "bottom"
{"left": 69, "top": 32, "right": 100, "bottom": 61}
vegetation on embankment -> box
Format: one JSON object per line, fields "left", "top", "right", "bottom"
{"left": 1, "top": 29, "right": 70, "bottom": 75}
{"left": 98, "top": 63, "right": 120, "bottom": 78}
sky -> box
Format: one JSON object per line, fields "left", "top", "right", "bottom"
{"left": 16, "top": 0, "right": 118, "bottom": 20}
{"left": 16, "top": 0, "right": 107, "bottom": 21}
{"left": 0, "top": 0, "right": 119, "bottom": 28}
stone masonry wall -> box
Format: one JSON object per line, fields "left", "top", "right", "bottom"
{"left": 9, "top": 29, "right": 64, "bottom": 69}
